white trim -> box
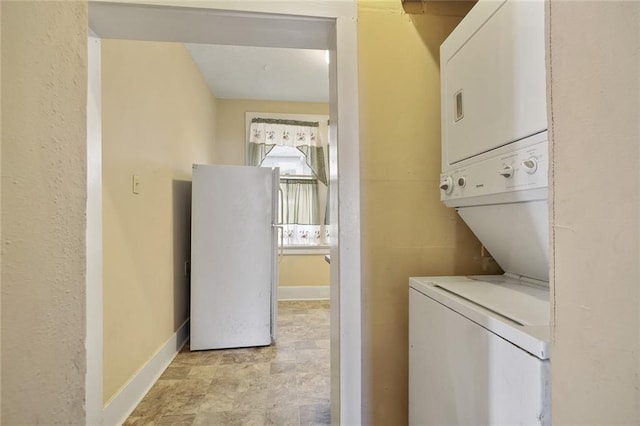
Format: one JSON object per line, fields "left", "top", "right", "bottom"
{"left": 282, "top": 246, "right": 329, "bottom": 256}
{"left": 278, "top": 285, "right": 330, "bottom": 301}
{"left": 332, "top": 18, "right": 362, "bottom": 425}
{"left": 89, "top": 2, "right": 336, "bottom": 49}
{"left": 90, "top": 0, "right": 356, "bottom": 19}
{"left": 86, "top": 35, "right": 103, "bottom": 426}
{"left": 102, "top": 321, "right": 190, "bottom": 426}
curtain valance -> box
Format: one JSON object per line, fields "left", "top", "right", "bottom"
{"left": 248, "top": 118, "right": 327, "bottom": 185}
{"left": 249, "top": 118, "right": 321, "bottom": 147}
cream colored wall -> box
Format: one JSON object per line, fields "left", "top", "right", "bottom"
{"left": 102, "top": 39, "right": 216, "bottom": 403}
{"left": 358, "top": 1, "right": 500, "bottom": 423}
{"left": 279, "top": 255, "right": 330, "bottom": 287}
{"left": 1, "top": 1, "right": 88, "bottom": 423}
{"left": 548, "top": 2, "right": 640, "bottom": 424}
{"left": 215, "top": 98, "right": 330, "bottom": 287}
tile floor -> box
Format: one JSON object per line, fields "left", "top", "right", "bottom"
{"left": 124, "top": 300, "right": 330, "bottom": 426}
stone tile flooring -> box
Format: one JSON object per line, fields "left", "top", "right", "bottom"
{"left": 125, "top": 300, "right": 330, "bottom": 426}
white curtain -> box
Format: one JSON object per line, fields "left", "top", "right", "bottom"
{"left": 280, "top": 179, "right": 319, "bottom": 225}
{"left": 279, "top": 178, "right": 329, "bottom": 246}
{"left": 250, "top": 120, "right": 320, "bottom": 147}
{"left": 282, "top": 224, "right": 330, "bottom": 246}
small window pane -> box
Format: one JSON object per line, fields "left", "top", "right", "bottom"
{"left": 261, "top": 146, "right": 313, "bottom": 176}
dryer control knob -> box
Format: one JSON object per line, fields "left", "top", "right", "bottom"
{"left": 522, "top": 158, "right": 538, "bottom": 174}
{"left": 439, "top": 176, "right": 453, "bottom": 194}
{"left": 499, "top": 165, "right": 514, "bottom": 178}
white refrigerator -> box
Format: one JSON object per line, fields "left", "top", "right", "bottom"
{"left": 190, "top": 164, "right": 280, "bottom": 351}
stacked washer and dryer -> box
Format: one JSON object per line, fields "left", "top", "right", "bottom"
{"left": 409, "top": 0, "right": 550, "bottom": 425}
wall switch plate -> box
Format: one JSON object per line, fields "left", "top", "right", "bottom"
{"left": 132, "top": 174, "right": 141, "bottom": 194}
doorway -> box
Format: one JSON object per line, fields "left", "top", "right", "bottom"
{"left": 87, "top": 2, "right": 361, "bottom": 425}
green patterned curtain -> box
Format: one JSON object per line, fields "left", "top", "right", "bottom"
{"left": 248, "top": 142, "right": 275, "bottom": 167}
{"left": 296, "top": 145, "right": 327, "bottom": 186}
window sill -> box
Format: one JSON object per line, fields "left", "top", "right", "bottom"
{"left": 282, "top": 246, "right": 329, "bottom": 255}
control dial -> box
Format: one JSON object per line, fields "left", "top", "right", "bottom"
{"left": 499, "top": 165, "right": 514, "bottom": 178}
{"left": 522, "top": 158, "right": 538, "bottom": 174}
{"left": 439, "top": 176, "right": 453, "bottom": 194}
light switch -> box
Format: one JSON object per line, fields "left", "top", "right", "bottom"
{"left": 132, "top": 174, "right": 141, "bottom": 194}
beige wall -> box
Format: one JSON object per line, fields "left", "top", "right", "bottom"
{"left": 548, "top": 2, "right": 640, "bottom": 424}
{"left": 278, "top": 254, "right": 331, "bottom": 287}
{"left": 279, "top": 255, "right": 330, "bottom": 287}
{"left": 1, "top": 1, "right": 88, "bottom": 423}
{"left": 215, "top": 98, "right": 330, "bottom": 287}
{"left": 358, "top": 1, "right": 500, "bottom": 423}
{"left": 102, "top": 39, "right": 217, "bottom": 403}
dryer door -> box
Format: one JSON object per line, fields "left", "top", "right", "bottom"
{"left": 441, "top": 0, "right": 547, "bottom": 169}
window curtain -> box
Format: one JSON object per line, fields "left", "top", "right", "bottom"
{"left": 280, "top": 178, "right": 319, "bottom": 225}
{"left": 279, "top": 178, "right": 329, "bottom": 246}
{"left": 248, "top": 118, "right": 328, "bottom": 185}
{"left": 250, "top": 117, "right": 330, "bottom": 246}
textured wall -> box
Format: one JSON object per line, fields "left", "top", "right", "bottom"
{"left": 1, "top": 1, "right": 88, "bottom": 423}
{"left": 102, "top": 39, "right": 217, "bottom": 404}
{"left": 548, "top": 2, "right": 640, "bottom": 423}
{"left": 357, "top": 1, "right": 500, "bottom": 423}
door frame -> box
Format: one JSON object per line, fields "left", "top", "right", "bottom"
{"left": 87, "top": 1, "right": 362, "bottom": 424}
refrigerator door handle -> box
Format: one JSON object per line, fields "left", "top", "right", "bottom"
{"left": 276, "top": 186, "right": 284, "bottom": 262}
{"left": 272, "top": 224, "right": 284, "bottom": 262}
{"left": 277, "top": 187, "right": 284, "bottom": 225}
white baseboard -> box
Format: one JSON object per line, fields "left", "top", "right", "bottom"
{"left": 102, "top": 320, "right": 190, "bottom": 426}
{"left": 278, "top": 285, "right": 330, "bottom": 300}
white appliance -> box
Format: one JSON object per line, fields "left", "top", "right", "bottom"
{"left": 409, "top": 0, "right": 551, "bottom": 424}
{"left": 190, "top": 164, "right": 280, "bottom": 351}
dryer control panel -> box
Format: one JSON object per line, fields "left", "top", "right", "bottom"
{"left": 440, "top": 137, "right": 548, "bottom": 208}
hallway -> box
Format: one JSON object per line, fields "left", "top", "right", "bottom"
{"left": 124, "top": 300, "right": 330, "bottom": 425}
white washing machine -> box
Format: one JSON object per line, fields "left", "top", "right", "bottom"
{"left": 409, "top": 275, "right": 550, "bottom": 425}
{"left": 409, "top": 0, "right": 551, "bottom": 424}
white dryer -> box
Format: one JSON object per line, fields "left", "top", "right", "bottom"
{"left": 409, "top": 0, "right": 551, "bottom": 424}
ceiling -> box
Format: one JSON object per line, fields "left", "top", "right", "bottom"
{"left": 184, "top": 44, "right": 329, "bottom": 103}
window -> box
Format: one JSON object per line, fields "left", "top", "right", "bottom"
{"left": 260, "top": 145, "right": 313, "bottom": 175}
{"left": 246, "top": 113, "right": 330, "bottom": 248}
